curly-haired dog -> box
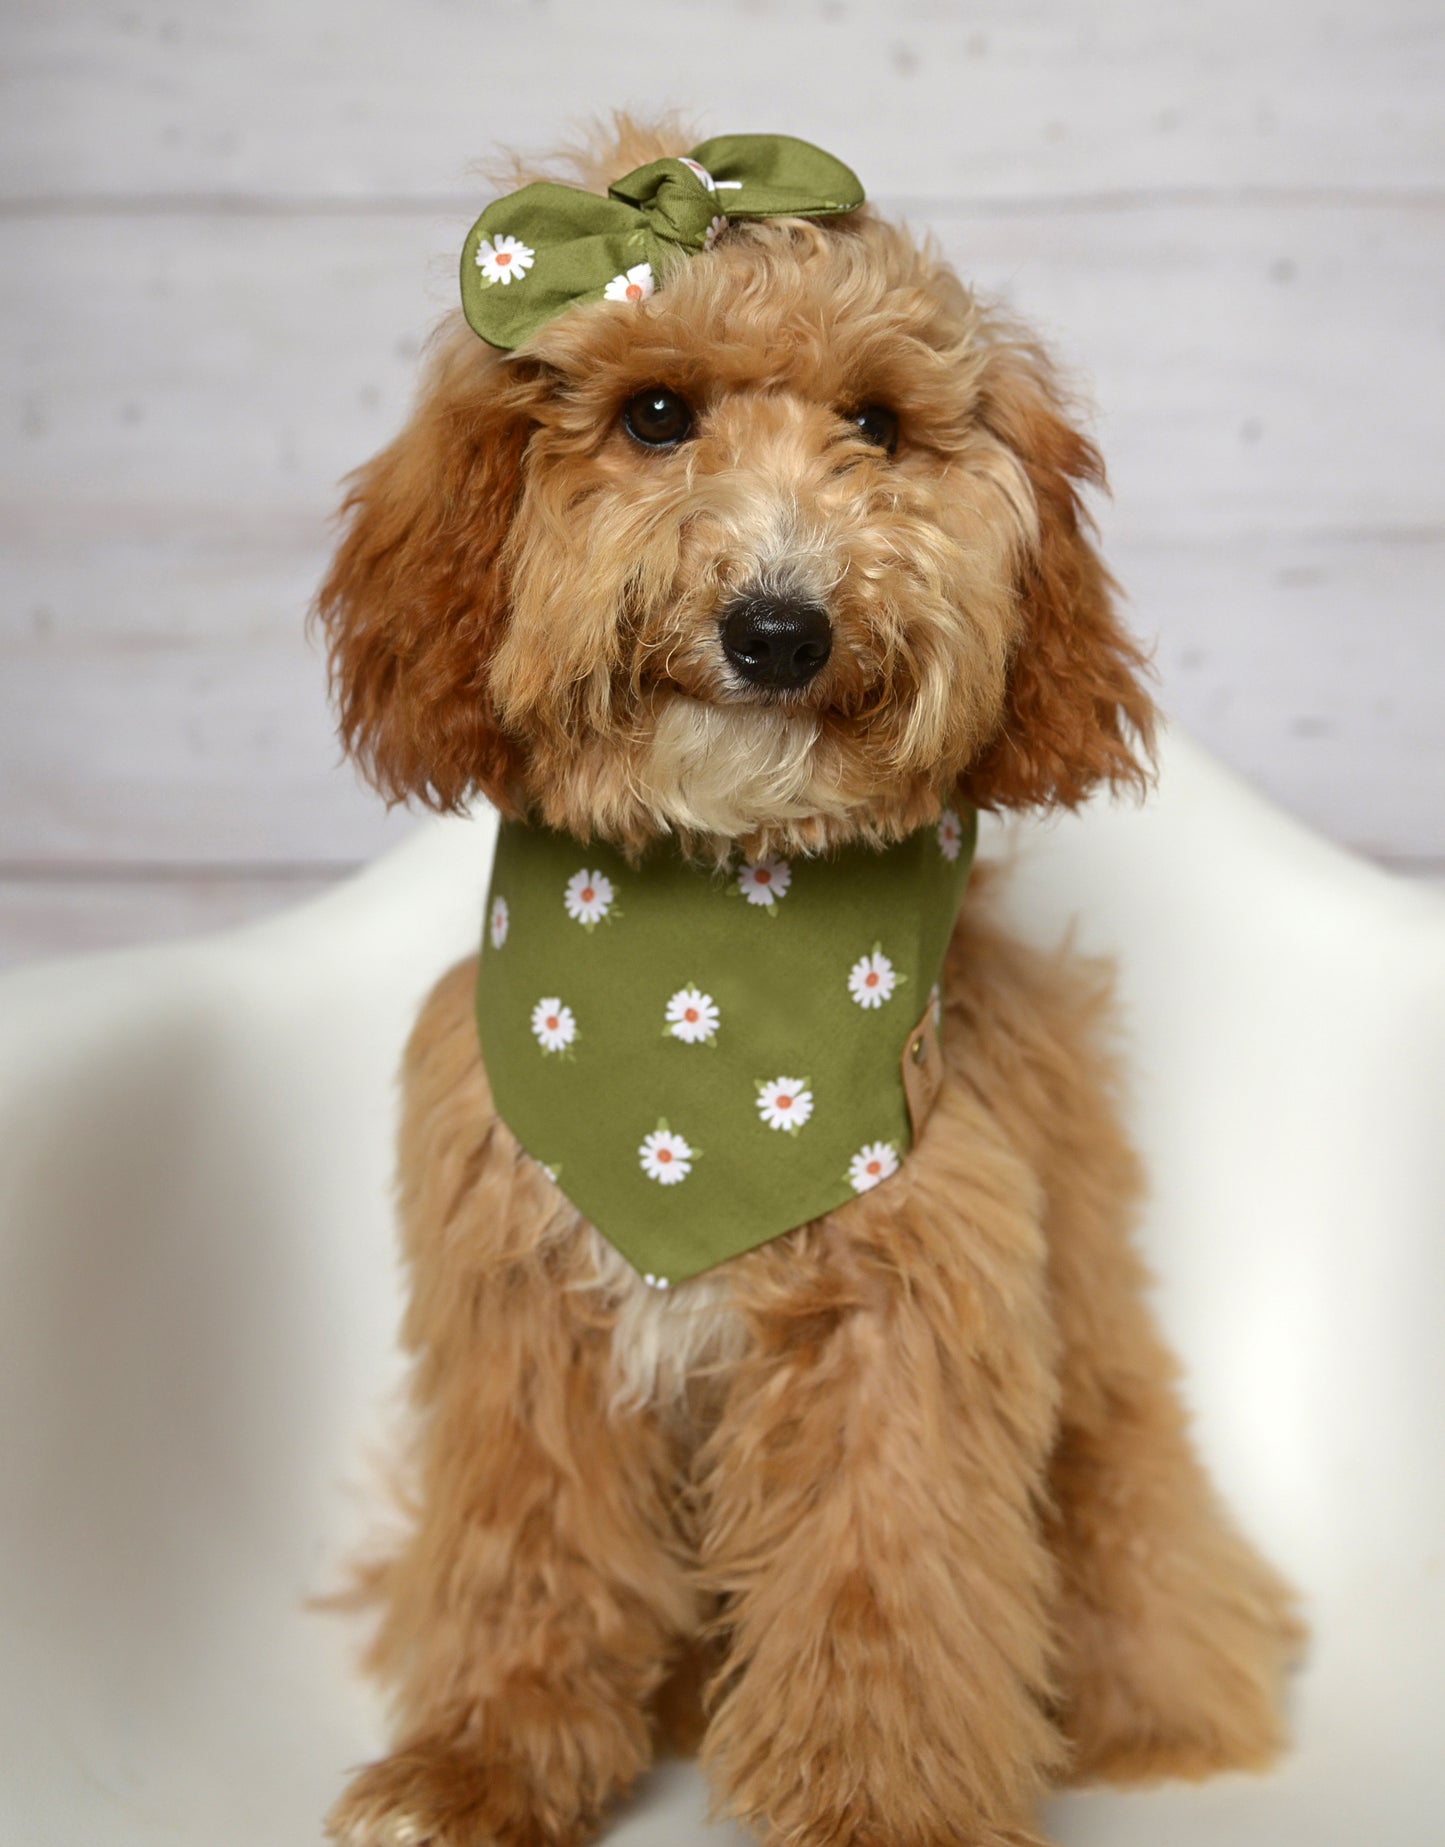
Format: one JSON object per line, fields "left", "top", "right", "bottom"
{"left": 318, "top": 118, "right": 1301, "bottom": 1847}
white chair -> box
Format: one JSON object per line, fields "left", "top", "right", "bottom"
{"left": 1, "top": 730, "right": 1441, "bottom": 1846}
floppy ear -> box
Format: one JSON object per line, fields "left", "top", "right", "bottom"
{"left": 959, "top": 347, "right": 1155, "bottom": 812}
{"left": 314, "top": 325, "right": 537, "bottom": 813}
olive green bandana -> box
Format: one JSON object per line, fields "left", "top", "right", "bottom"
{"left": 460, "top": 134, "right": 865, "bottom": 350}
{"left": 474, "top": 811, "right": 977, "bottom": 1287}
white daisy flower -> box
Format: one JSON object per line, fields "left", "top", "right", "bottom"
{"left": 937, "top": 807, "right": 964, "bottom": 862}
{"left": 756, "top": 1077, "right": 813, "bottom": 1133}
{"left": 564, "top": 868, "right": 614, "bottom": 927}
{"left": 642, "top": 1272, "right": 671, "bottom": 1289}
{"left": 603, "top": 262, "right": 655, "bottom": 304}
{"left": 848, "top": 949, "right": 898, "bottom": 1009}
{"left": 737, "top": 856, "right": 791, "bottom": 907}
{"left": 665, "top": 986, "right": 720, "bottom": 1044}
{"left": 488, "top": 894, "right": 509, "bottom": 949}
{"left": 848, "top": 1141, "right": 899, "bottom": 1193}
{"left": 639, "top": 1127, "right": 694, "bottom": 1185}
{"left": 530, "top": 997, "right": 577, "bottom": 1054}
{"left": 677, "top": 156, "right": 718, "bottom": 191}
{"left": 930, "top": 981, "right": 943, "bottom": 1028}
{"left": 704, "top": 213, "right": 728, "bottom": 249}
{"left": 475, "top": 233, "right": 534, "bottom": 286}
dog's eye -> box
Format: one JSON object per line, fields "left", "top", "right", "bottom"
{"left": 622, "top": 387, "right": 694, "bottom": 449}
{"left": 849, "top": 404, "right": 900, "bottom": 454}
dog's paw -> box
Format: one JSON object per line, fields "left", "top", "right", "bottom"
{"left": 325, "top": 1741, "right": 590, "bottom": 1847}
{"left": 779, "top": 1826, "right": 1051, "bottom": 1847}
{"left": 1059, "top": 1580, "right": 1306, "bottom": 1787}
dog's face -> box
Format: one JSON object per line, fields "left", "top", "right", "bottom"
{"left": 319, "top": 130, "right": 1152, "bottom": 856}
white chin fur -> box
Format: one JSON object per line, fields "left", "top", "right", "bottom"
{"left": 637, "top": 695, "right": 843, "bottom": 837}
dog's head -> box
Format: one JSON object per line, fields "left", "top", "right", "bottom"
{"left": 318, "top": 120, "right": 1153, "bottom": 857}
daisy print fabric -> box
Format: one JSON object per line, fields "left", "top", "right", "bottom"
{"left": 848, "top": 948, "right": 898, "bottom": 1009}
{"left": 473, "top": 809, "right": 976, "bottom": 1286}
{"left": 475, "top": 234, "right": 534, "bottom": 286}
{"left": 489, "top": 895, "right": 510, "bottom": 949}
{"left": 757, "top": 1077, "right": 813, "bottom": 1134}
{"left": 737, "top": 856, "right": 791, "bottom": 908}
{"left": 936, "top": 808, "right": 965, "bottom": 862}
{"left": 603, "top": 262, "right": 655, "bottom": 304}
{"left": 564, "top": 868, "right": 614, "bottom": 928}
{"left": 848, "top": 1141, "right": 899, "bottom": 1193}
{"left": 639, "top": 1125, "right": 694, "bottom": 1185}
{"left": 530, "top": 997, "right": 576, "bottom": 1055}
{"left": 666, "top": 986, "right": 720, "bottom": 1045}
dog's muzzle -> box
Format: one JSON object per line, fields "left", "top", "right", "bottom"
{"left": 719, "top": 595, "right": 832, "bottom": 690}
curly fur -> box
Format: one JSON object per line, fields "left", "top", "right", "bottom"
{"left": 319, "top": 116, "right": 1299, "bottom": 1847}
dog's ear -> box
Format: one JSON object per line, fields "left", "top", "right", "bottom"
{"left": 959, "top": 346, "right": 1155, "bottom": 811}
{"left": 314, "top": 327, "right": 537, "bottom": 813}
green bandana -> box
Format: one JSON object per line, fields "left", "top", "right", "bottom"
{"left": 474, "top": 812, "right": 977, "bottom": 1286}
{"left": 460, "top": 134, "right": 865, "bottom": 350}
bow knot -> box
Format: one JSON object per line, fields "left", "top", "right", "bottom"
{"left": 460, "top": 134, "right": 865, "bottom": 351}
{"left": 609, "top": 156, "right": 728, "bottom": 254}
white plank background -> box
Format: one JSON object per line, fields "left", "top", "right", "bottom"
{"left": 1, "top": 0, "right": 1442, "bottom": 964}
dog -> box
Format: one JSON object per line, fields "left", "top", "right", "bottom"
{"left": 317, "top": 116, "right": 1301, "bottom": 1847}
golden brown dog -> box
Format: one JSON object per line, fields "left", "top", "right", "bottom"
{"left": 317, "top": 117, "right": 1301, "bottom": 1847}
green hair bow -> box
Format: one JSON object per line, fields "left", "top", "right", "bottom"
{"left": 459, "top": 134, "right": 865, "bottom": 351}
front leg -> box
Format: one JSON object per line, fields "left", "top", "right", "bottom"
{"left": 697, "top": 1079, "right": 1064, "bottom": 1847}
{"left": 328, "top": 961, "right": 695, "bottom": 1847}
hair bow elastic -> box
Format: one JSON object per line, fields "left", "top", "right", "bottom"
{"left": 459, "top": 134, "right": 865, "bottom": 350}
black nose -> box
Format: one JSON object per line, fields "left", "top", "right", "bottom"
{"left": 719, "top": 597, "right": 832, "bottom": 689}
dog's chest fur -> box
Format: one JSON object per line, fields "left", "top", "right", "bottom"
{"left": 585, "top": 1226, "right": 747, "bottom": 1406}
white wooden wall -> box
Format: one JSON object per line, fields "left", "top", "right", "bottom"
{"left": 2, "top": 0, "right": 1442, "bottom": 965}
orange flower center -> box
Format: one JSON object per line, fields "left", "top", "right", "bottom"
{"left": 625, "top": 282, "right": 643, "bottom": 301}
{"left": 545, "top": 1016, "right": 558, "bottom": 1031}
{"left": 496, "top": 251, "right": 512, "bottom": 264}
{"left": 684, "top": 1008, "right": 698, "bottom": 1022}
{"left": 778, "top": 1095, "right": 792, "bottom": 1109}
{"left": 581, "top": 887, "right": 594, "bottom": 902}
{"left": 866, "top": 1160, "right": 881, "bottom": 1175}
{"left": 658, "top": 1147, "right": 672, "bottom": 1162}
{"left": 865, "top": 971, "right": 878, "bottom": 986}
{"left": 755, "top": 868, "right": 771, "bottom": 883}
